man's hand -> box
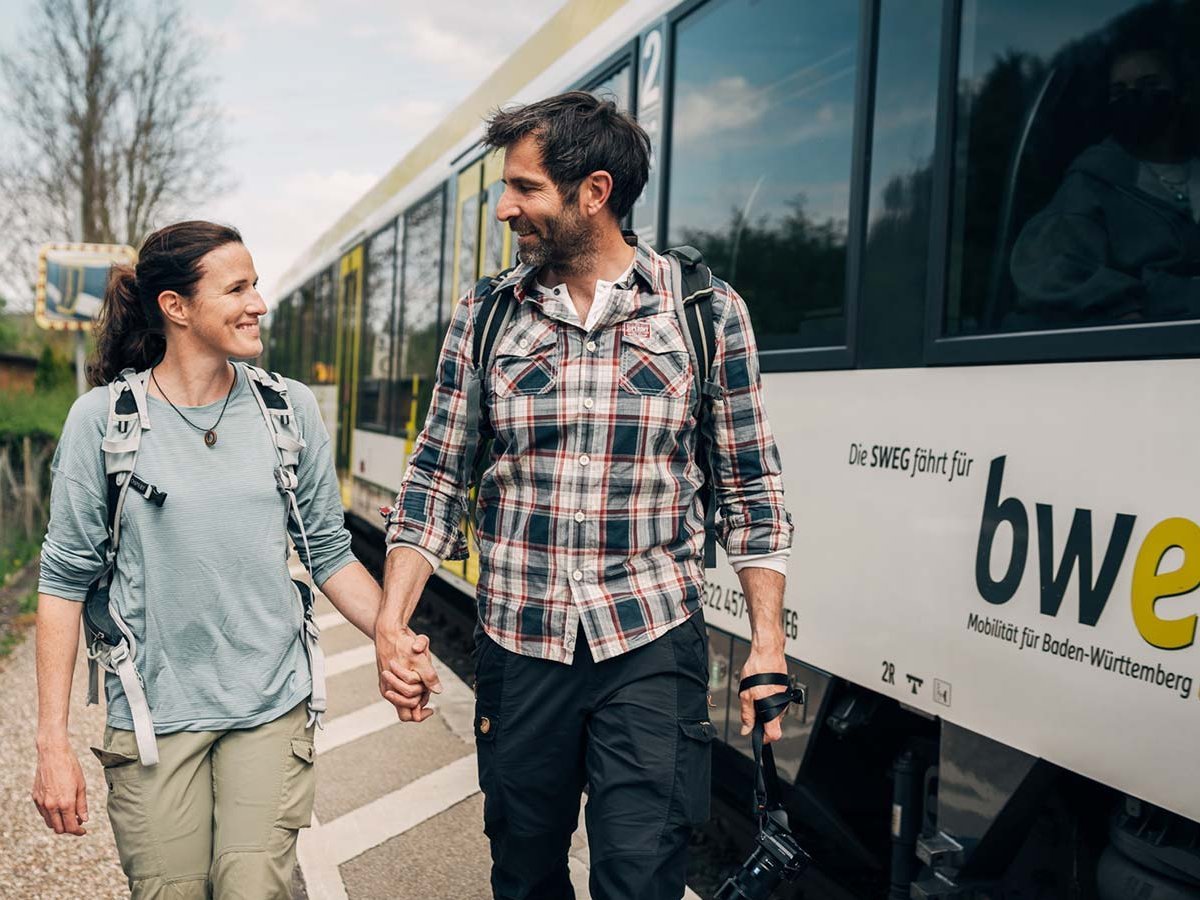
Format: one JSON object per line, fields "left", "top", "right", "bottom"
{"left": 375, "top": 623, "right": 443, "bottom": 723}
{"left": 32, "top": 737, "right": 88, "bottom": 836}
{"left": 738, "top": 642, "right": 790, "bottom": 745}
{"left": 734, "top": 567, "right": 790, "bottom": 744}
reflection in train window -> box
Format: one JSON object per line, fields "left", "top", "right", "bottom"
{"left": 457, "top": 191, "right": 480, "bottom": 297}
{"left": 357, "top": 223, "right": 397, "bottom": 432}
{"left": 484, "top": 180, "right": 506, "bottom": 276}
{"left": 667, "top": 0, "right": 859, "bottom": 352}
{"left": 314, "top": 269, "right": 336, "bottom": 383}
{"left": 589, "top": 64, "right": 631, "bottom": 111}
{"left": 394, "top": 188, "right": 446, "bottom": 436}
{"left": 859, "top": 0, "right": 940, "bottom": 367}
{"left": 945, "top": 0, "right": 1200, "bottom": 336}
{"left": 268, "top": 294, "right": 293, "bottom": 376}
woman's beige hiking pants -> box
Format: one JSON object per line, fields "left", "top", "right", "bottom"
{"left": 91, "top": 701, "right": 315, "bottom": 899}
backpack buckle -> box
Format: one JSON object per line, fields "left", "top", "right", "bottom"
{"left": 274, "top": 466, "right": 298, "bottom": 493}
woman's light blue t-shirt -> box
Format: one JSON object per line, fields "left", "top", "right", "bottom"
{"left": 39, "top": 369, "right": 356, "bottom": 733}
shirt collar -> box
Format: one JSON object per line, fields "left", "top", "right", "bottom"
{"left": 493, "top": 230, "right": 662, "bottom": 300}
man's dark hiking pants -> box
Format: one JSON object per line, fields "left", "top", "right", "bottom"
{"left": 473, "top": 611, "right": 715, "bottom": 900}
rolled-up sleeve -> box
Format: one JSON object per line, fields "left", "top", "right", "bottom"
{"left": 709, "top": 283, "right": 793, "bottom": 557}
{"left": 289, "top": 386, "right": 356, "bottom": 586}
{"left": 385, "top": 291, "right": 475, "bottom": 562}
{"left": 38, "top": 395, "right": 110, "bottom": 601}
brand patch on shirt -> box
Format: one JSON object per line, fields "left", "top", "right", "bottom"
{"left": 624, "top": 320, "right": 651, "bottom": 341}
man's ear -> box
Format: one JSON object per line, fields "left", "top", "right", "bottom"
{"left": 580, "top": 170, "right": 614, "bottom": 218}
{"left": 157, "top": 290, "right": 189, "bottom": 328}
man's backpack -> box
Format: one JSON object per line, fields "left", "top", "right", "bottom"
{"left": 83, "top": 363, "right": 327, "bottom": 766}
{"left": 461, "top": 246, "right": 723, "bottom": 567}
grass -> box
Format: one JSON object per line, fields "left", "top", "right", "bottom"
{"left": 0, "top": 535, "right": 42, "bottom": 586}
{"left": 0, "top": 591, "right": 38, "bottom": 660}
{"left": 0, "top": 384, "right": 76, "bottom": 442}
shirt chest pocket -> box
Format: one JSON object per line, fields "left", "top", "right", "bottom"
{"left": 492, "top": 322, "right": 560, "bottom": 398}
{"left": 619, "top": 317, "right": 692, "bottom": 399}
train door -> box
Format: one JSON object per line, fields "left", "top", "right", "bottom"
{"left": 448, "top": 151, "right": 509, "bottom": 583}
{"left": 334, "top": 245, "right": 364, "bottom": 500}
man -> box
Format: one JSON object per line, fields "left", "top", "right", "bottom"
{"left": 375, "top": 91, "right": 793, "bottom": 900}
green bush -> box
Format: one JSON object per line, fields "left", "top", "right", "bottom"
{"left": 0, "top": 385, "right": 76, "bottom": 441}
{"left": 0, "top": 534, "right": 41, "bottom": 586}
{"left": 35, "top": 345, "right": 74, "bottom": 391}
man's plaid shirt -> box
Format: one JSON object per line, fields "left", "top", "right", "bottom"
{"left": 386, "top": 237, "right": 792, "bottom": 664}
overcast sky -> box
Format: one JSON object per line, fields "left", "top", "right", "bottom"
{"left": 0, "top": 0, "right": 567, "bottom": 307}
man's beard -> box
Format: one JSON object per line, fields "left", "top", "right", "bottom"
{"left": 514, "top": 207, "right": 597, "bottom": 274}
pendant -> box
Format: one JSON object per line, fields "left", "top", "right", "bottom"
{"left": 204, "top": 429, "right": 217, "bottom": 447}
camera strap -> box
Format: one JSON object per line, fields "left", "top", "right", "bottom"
{"left": 738, "top": 673, "right": 805, "bottom": 828}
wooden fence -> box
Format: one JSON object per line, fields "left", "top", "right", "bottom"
{"left": 0, "top": 436, "right": 54, "bottom": 552}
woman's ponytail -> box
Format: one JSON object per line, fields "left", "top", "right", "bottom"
{"left": 88, "top": 264, "right": 165, "bottom": 386}
{"left": 86, "top": 221, "right": 243, "bottom": 386}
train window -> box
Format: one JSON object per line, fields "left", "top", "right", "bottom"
{"left": 457, "top": 190, "right": 480, "bottom": 295}
{"left": 394, "top": 188, "right": 446, "bottom": 436}
{"left": 484, "top": 180, "right": 506, "bottom": 276}
{"left": 297, "top": 284, "right": 315, "bottom": 382}
{"left": 589, "top": 64, "right": 631, "bottom": 111}
{"left": 943, "top": 0, "right": 1200, "bottom": 337}
{"left": 857, "top": 0, "right": 941, "bottom": 368}
{"left": 268, "top": 295, "right": 290, "bottom": 375}
{"left": 666, "top": 0, "right": 859, "bottom": 353}
{"left": 357, "top": 223, "right": 398, "bottom": 433}
{"left": 314, "top": 268, "right": 336, "bottom": 382}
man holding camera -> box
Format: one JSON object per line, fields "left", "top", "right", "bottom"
{"left": 377, "top": 91, "right": 793, "bottom": 900}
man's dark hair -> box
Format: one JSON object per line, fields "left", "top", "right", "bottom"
{"left": 484, "top": 90, "right": 651, "bottom": 220}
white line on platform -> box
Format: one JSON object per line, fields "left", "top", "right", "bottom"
{"left": 316, "top": 700, "right": 398, "bottom": 755}
{"left": 324, "top": 644, "right": 376, "bottom": 678}
{"left": 316, "top": 610, "right": 348, "bottom": 632}
{"left": 318, "top": 753, "right": 481, "bottom": 865}
{"left": 297, "top": 813, "right": 349, "bottom": 900}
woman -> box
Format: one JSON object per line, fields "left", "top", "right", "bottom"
{"left": 31, "top": 221, "right": 417, "bottom": 898}
{"left": 1010, "top": 41, "right": 1200, "bottom": 325}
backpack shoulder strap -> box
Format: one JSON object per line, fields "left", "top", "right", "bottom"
{"left": 100, "top": 368, "right": 156, "bottom": 555}
{"left": 666, "top": 247, "right": 722, "bottom": 568}
{"left": 464, "top": 269, "right": 517, "bottom": 487}
{"left": 665, "top": 246, "right": 719, "bottom": 415}
{"left": 240, "top": 362, "right": 327, "bottom": 727}
{"left": 471, "top": 267, "right": 518, "bottom": 371}
{"left": 241, "top": 363, "right": 304, "bottom": 477}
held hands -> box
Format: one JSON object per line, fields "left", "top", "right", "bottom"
{"left": 374, "top": 623, "right": 442, "bottom": 723}
{"left": 739, "top": 642, "right": 790, "bottom": 745}
{"left": 32, "top": 738, "right": 89, "bottom": 836}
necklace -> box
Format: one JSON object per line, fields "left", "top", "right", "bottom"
{"left": 151, "top": 365, "right": 237, "bottom": 447}
{"left": 1147, "top": 160, "right": 1191, "bottom": 203}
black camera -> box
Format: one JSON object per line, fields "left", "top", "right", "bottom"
{"left": 715, "top": 808, "right": 811, "bottom": 899}
{"left": 716, "top": 672, "right": 812, "bottom": 900}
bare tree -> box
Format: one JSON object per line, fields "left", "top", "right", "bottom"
{"left": 0, "top": 0, "right": 229, "bottom": 305}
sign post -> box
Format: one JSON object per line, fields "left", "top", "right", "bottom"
{"left": 34, "top": 243, "right": 137, "bottom": 394}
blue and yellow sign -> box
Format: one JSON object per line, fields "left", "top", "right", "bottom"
{"left": 35, "top": 243, "right": 137, "bottom": 331}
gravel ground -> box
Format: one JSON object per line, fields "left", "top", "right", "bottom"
{"left": 0, "top": 601, "right": 127, "bottom": 900}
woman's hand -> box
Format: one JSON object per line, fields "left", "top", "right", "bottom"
{"left": 32, "top": 736, "right": 89, "bottom": 836}
{"left": 375, "top": 623, "right": 442, "bottom": 722}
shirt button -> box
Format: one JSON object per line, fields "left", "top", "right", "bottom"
{"left": 572, "top": 569, "right": 583, "bottom": 582}
{"left": 583, "top": 397, "right": 594, "bottom": 410}
{"left": 579, "top": 454, "right": 590, "bottom": 467}
{"left": 518, "top": 338, "right": 529, "bottom": 350}
{"left": 586, "top": 340, "right": 597, "bottom": 352}
{"left": 574, "top": 510, "right": 585, "bottom": 523}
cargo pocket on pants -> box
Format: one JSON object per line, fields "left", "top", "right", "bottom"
{"left": 475, "top": 711, "right": 503, "bottom": 838}
{"left": 276, "top": 737, "right": 316, "bottom": 829}
{"left": 93, "top": 744, "right": 161, "bottom": 879}
{"left": 672, "top": 719, "right": 716, "bottom": 826}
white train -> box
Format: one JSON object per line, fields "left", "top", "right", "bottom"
{"left": 268, "top": 0, "right": 1200, "bottom": 896}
